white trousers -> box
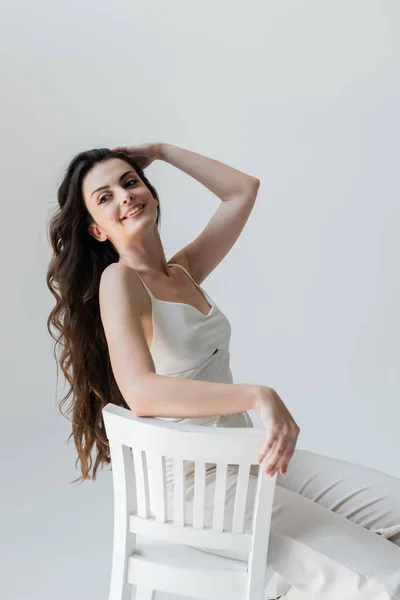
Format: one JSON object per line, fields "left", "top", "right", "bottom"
{"left": 178, "top": 448, "right": 400, "bottom": 600}
{"left": 266, "top": 449, "right": 400, "bottom": 599}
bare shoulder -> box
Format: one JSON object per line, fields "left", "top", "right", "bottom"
{"left": 100, "top": 260, "right": 125, "bottom": 284}
{"left": 100, "top": 261, "right": 140, "bottom": 289}
{"left": 99, "top": 262, "right": 143, "bottom": 312}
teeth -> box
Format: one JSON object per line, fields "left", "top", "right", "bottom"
{"left": 125, "top": 205, "right": 144, "bottom": 218}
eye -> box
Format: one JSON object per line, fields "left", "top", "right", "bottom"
{"left": 98, "top": 179, "right": 138, "bottom": 204}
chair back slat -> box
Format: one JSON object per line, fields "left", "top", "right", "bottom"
{"left": 232, "top": 463, "right": 251, "bottom": 533}
{"left": 107, "top": 442, "right": 138, "bottom": 600}
{"left": 212, "top": 462, "right": 227, "bottom": 532}
{"left": 173, "top": 458, "right": 185, "bottom": 527}
{"left": 193, "top": 461, "right": 206, "bottom": 529}
{"left": 247, "top": 465, "right": 276, "bottom": 598}
{"left": 151, "top": 454, "right": 168, "bottom": 523}
{"left": 133, "top": 449, "right": 150, "bottom": 518}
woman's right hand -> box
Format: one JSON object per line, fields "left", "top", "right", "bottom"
{"left": 254, "top": 386, "right": 300, "bottom": 477}
{"left": 111, "top": 143, "right": 163, "bottom": 170}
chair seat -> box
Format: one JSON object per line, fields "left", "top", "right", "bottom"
{"left": 134, "top": 535, "right": 248, "bottom": 572}
{"left": 128, "top": 536, "right": 249, "bottom": 599}
{"left": 131, "top": 537, "right": 291, "bottom": 599}
{"left": 128, "top": 536, "right": 284, "bottom": 600}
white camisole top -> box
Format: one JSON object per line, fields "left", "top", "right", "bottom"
{"left": 134, "top": 263, "right": 253, "bottom": 429}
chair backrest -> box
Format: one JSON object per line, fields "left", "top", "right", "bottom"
{"left": 102, "top": 403, "right": 277, "bottom": 598}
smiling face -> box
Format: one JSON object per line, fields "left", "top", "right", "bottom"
{"left": 82, "top": 158, "right": 158, "bottom": 247}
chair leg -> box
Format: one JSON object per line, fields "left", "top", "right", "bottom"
{"left": 134, "top": 586, "right": 155, "bottom": 600}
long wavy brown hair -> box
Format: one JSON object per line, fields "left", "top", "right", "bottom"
{"left": 46, "top": 148, "right": 161, "bottom": 484}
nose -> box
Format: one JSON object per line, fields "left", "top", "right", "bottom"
{"left": 121, "top": 191, "right": 134, "bottom": 205}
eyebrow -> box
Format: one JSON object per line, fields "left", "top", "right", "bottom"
{"left": 90, "top": 170, "right": 136, "bottom": 199}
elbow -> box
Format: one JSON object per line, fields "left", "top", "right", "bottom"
{"left": 127, "top": 402, "right": 144, "bottom": 418}
{"left": 126, "top": 398, "right": 149, "bottom": 418}
{"left": 132, "top": 403, "right": 148, "bottom": 418}
{"left": 128, "top": 373, "right": 156, "bottom": 417}
{"left": 252, "top": 178, "right": 261, "bottom": 195}
{"left": 125, "top": 391, "right": 148, "bottom": 418}
{"left": 244, "top": 177, "right": 260, "bottom": 202}
{"left": 132, "top": 402, "right": 157, "bottom": 418}
{"left": 248, "top": 176, "right": 260, "bottom": 190}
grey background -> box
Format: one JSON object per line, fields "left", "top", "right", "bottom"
{"left": 1, "top": 1, "right": 399, "bottom": 599}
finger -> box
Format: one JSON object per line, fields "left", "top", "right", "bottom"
{"left": 266, "top": 429, "right": 298, "bottom": 476}
{"left": 279, "top": 447, "right": 296, "bottom": 476}
{"left": 271, "top": 446, "right": 296, "bottom": 477}
{"left": 265, "top": 437, "right": 287, "bottom": 475}
{"left": 268, "top": 425, "right": 299, "bottom": 475}
{"left": 280, "top": 448, "right": 295, "bottom": 475}
{"left": 257, "top": 435, "right": 277, "bottom": 465}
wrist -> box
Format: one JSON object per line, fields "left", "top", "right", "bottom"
{"left": 249, "top": 385, "right": 264, "bottom": 411}
{"left": 156, "top": 142, "right": 169, "bottom": 161}
{"left": 251, "top": 385, "right": 274, "bottom": 411}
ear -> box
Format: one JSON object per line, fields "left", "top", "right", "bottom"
{"left": 88, "top": 223, "right": 107, "bottom": 242}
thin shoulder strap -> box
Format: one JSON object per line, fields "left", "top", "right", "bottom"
{"left": 169, "top": 263, "right": 199, "bottom": 287}
{"left": 134, "top": 271, "right": 154, "bottom": 297}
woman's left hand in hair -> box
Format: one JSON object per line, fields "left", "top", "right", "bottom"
{"left": 111, "top": 142, "right": 163, "bottom": 170}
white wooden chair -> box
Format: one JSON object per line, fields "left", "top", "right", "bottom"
{"left": 102, "top": 403, "right": 281, "bottom": 600}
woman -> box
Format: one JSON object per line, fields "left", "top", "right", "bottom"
{"left": 47, "top": 143, "right": 400, "bottom": 599}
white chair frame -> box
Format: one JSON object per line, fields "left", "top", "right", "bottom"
{"left": 102, "top": 403, "right": 280, "bottom": 600}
